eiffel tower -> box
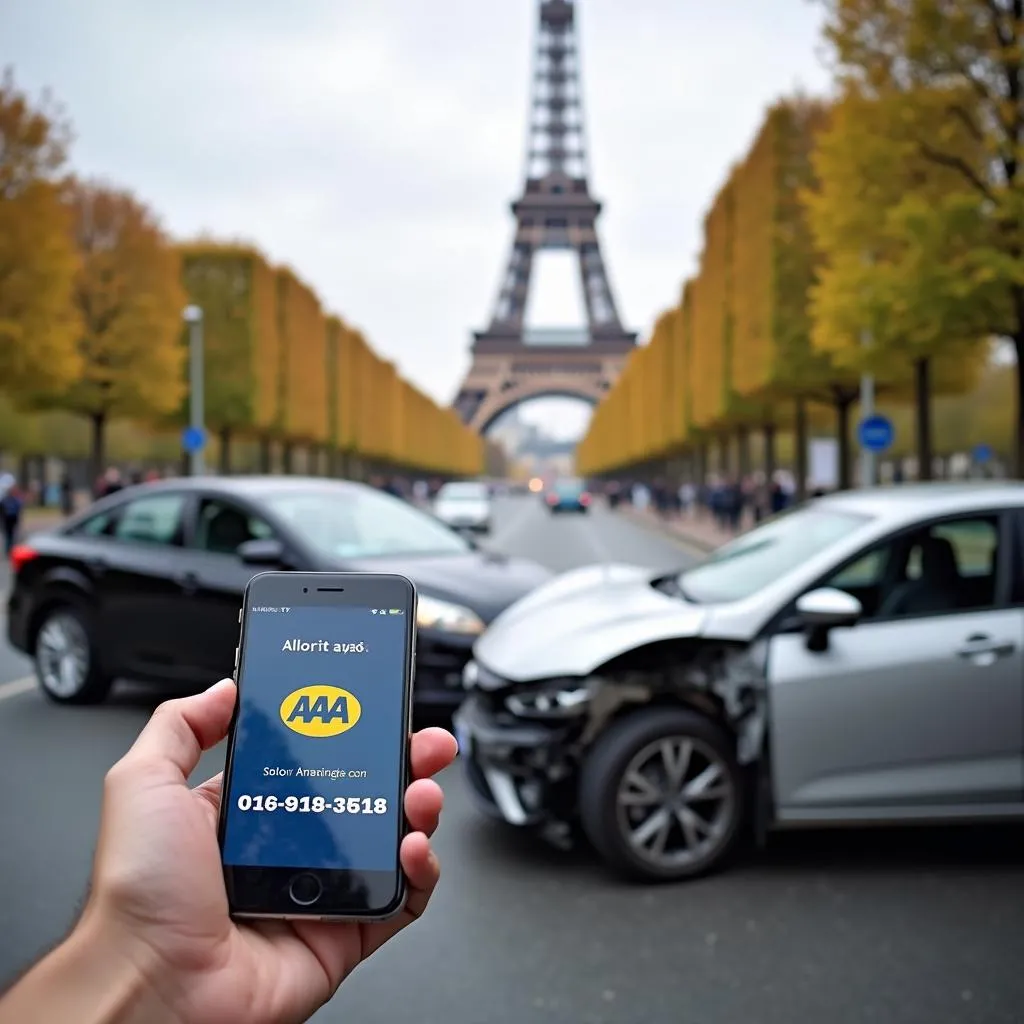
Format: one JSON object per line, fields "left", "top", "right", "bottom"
{"left": 453, "top": 0, "right": 636, "bottom": 434}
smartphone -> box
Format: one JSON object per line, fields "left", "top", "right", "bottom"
{"left": 218, "top": 571, "right": 416, "bottom": 921}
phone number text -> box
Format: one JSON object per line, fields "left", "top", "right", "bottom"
{"left": 235, "top": 795, "right": 388, "bottom": 815}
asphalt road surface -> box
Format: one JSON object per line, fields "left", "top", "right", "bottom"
{"left": 1, "top": 496, "right": 1022, "bottom": 1023}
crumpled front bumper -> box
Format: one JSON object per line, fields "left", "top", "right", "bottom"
{"left": 452, "top": 693, "right": 578, "bottom": 829}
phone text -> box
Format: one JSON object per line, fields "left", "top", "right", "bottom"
{"left": 235, "top": 795, "right": 389, "bottom": 815}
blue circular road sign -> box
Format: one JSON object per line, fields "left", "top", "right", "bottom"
{"left": 181, "top": 426, "right": 207, "bottom": 453}
{"left": 857, "top": 414, "right": 894, "bottom": 453}
{"left": 972, "top": 443, "right": 993, "bottom": 464}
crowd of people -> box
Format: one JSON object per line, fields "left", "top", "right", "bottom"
{"left": 601, "top": 472, "right": 798, "bottom": 536}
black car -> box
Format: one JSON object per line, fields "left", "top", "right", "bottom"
{"left": 6, "top": 477, "right": 551, "bottom": 707}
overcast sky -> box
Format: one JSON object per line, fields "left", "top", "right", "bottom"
{"left": 2, "top": 0, "right": 831, "bottom": 436}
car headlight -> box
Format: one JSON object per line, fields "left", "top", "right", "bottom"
{"left": 416, "top": 594, "right": 485, "bottom": 636}
{"left": 505, "top": 680, "right": 594, "bottom": 718}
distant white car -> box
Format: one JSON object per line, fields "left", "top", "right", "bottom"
{"left": 434, "top": 481, "right": 492, "bottom": 534}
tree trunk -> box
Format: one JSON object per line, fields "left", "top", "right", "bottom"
{"left": 258, "top": 436, "right": 272, "bottom": 474}
{"left": 90, "top": 413, "right": 106, "bottom": 488}
{"left": 719, "top": 435, "right": 733, "bottom": 478}
{"left": 835, "top": 394, "right": 853, "bottom": 491}
{"left": 794, "top": 399, "right": 808, "bottom": 502}
{"left": 914, "top": 357, "right": 933, "bottom": 482}
{"left": 763, "top": 423, "right": 776, "bottom": 482}
{"left": 282, "top": 442, "right": 293, "bottom": 475}
{"left": 736, "top": 426, "right": 751, "bottom": 479}
{"left": 219, "top": 428, "right": 231, "bottom": 475}
{"left": 1014, "top": 331, "right": 1024, "bottom": 478}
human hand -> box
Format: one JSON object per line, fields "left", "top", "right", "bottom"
{"left": 78, "top": 679, "right": 457, "bottom": 1024}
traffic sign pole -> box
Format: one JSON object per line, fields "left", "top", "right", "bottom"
{"left": 183, "top": 306, "right": 206, "bottom": 476}
{"left": 859, "top": 332, "right": 877, "bottom": 487}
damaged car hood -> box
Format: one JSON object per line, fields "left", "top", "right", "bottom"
{"left": 473, "top": 562, "right": 708, "bottom": 683}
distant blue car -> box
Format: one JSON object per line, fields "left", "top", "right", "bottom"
{"left": 545, "top": 478, "right": 591, "bottom": 514}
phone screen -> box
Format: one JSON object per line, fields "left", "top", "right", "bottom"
{"left": 221, "top": 601, "right": 409, "bottom": 877}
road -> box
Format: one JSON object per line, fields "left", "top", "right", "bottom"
{"left": 1, "top": 496, "right": 1022, "bottom": 1023}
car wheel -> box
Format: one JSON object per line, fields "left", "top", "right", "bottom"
{"left": 34, "top": 604, "right": 113, "bottom": 705}
{"left": 579, "top": 707, "right": 744, "bottom": 882}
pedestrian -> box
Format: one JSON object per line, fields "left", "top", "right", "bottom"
{"left": 0, "top": 481, "right": 23, "bottom": 555}
{"left": 95, "top": 466, "right": 124, "bottom": 500}
{"left": 59, "top": 470, "right": 75, "bottom": 516}
{"left": 0, "top": 679, "right": 456, "bottom": 1023}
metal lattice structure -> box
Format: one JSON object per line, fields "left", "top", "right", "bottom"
{"left": 453, "top": 0, "right": 636, "bottom": 434}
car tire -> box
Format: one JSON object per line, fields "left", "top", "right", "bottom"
{"left": 579, "top": 707, "right": 745, "bottom": 883}
{"left": 33, "top": 604, "right": 113, "bottom": 705}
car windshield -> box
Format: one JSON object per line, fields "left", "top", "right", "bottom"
{"left": 555, "top": 479, "right": 583, "bottom": 495}
{"left": 438, "top": 483, "right": 488, "bottom": 501}
{"left": 678, "top": 505, "right": 871, "bottom": 603}
{"left": 264, "top": 488, "right": 470, "bottom": 559}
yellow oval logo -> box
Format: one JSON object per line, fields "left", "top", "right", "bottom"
{"left": 279, "top": 685, "right": 362, "bottom": 738}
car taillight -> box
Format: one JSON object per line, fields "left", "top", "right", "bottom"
{"left": 580, "top": 492, "right": 591, "bottom": 505}
{"left": 546, "top": 493, "right": 558, "bottom": 504}
{"left": 9, "top": 544, "right": 38, "bottom": 575}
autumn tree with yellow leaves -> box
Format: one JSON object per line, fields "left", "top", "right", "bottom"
{"left": 806, "top": 80, "right": 991, "bottom": 479}
{"left": 178, "top": 244, "right": 282, "bottom": 472}
{"left": 0, "top": 69, "right": 81, "bottom": 427}
{"left": 63, "top": 180, "right": 186, "bottom": 479}
{"left": 818, "top": 0, "right": 1024, "bottom": 474}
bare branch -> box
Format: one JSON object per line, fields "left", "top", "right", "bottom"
{"left": 917, "top": 140, "right": 998, "bottom": 201}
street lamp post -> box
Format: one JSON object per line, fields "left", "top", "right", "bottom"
{"left": 859, "top": 327, "right": 877, "bottom": 488}
{"left": 183, "top": 305, "right": 206, "bottom": 476}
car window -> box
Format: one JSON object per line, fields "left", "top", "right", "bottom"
{"left": 70, "top": 510, "right": 117, "bottom": 537}
{"left": 823, "top": 515, "right": 1000, "bottom": 620}
{"left": 111, "top": 494, "right": 185, "bottom": 547}
{"left": 438, "top": 483, "right": 488, "bottom": 501}
{"left": 827, "top": 548, "right": 888, "bottom": 589}
{"left": 264, "top": 487, "right": 469, "bottom": 559}
{"left": 193, "top": 497, "right": 275, "bottom": 555}
{"left": 679, "top": 506, "right": 871, "bottom": 603}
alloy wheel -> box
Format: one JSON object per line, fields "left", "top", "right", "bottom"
{"left": 614, "top": 735, "right": 735, "bottom": 871}
{"left": 36, "top": 612, "right": 91, "bottom": 698}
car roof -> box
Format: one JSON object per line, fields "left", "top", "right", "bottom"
{"left": 84, "top": 476, "right": 374, "bottom": 509}
{"left": 816, "top": 482, "right": 1024, "bottom": 519}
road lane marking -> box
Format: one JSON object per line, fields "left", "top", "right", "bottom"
{"left": 0, "top": 675, "right": 36, "bottom": 702}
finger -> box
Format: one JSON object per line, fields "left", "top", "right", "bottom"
{"left": 360, "top": 832, "right": 440, "bottom": 959}
{"left": 122, "top": 679, "right": 236, "bottom": 782}
{"left": 193, "top": 770, "right": 224, "bottom": 814}
{"left": 404, "top": 778, "right": 443, "bottom": 838}
{"left": 409, "top": 727, "right": 458, "bottom": 781}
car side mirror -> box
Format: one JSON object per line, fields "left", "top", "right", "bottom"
{"left": 796, "top": 587, "right": 862, "bottom": 653}
{"left": 455, "top": 527, "right": 479, "bottom": 549}
{"left": 237, "top": 538, "right": 287, "bottom": 567}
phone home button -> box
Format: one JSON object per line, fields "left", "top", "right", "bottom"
{"left": 288, "top": 873, "right": 323, "bottom": 907}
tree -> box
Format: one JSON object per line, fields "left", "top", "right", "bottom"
{"left": 63, "top": 180, "right": 186, "bottom": 480}
{"left": 178, "top": 244, "right": 280, "bottom": 472}
{"left": 806, "top": 84, "right": 990, "bottom": 479}
{"left": 729, "top": 98, "right": 853, "bottom": 490}
{"left": 818, "top": 0, "right": 1024, "bottom": 473}
{"left": 0, "top": 69, "right": 81, "bottom": 426}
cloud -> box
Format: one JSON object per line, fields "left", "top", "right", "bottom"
{"left": 2, "top": 0, "right": 830, "bottom": 411}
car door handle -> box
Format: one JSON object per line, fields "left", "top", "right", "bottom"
{"left": 176, "top": 571, "right": 199, "bottom": 595}
{"left": 956, "top": 634, "right": 1016, "bottom": 665}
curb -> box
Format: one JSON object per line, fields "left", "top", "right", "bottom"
{"left": 616, "top": 507, "right": 720, "bottom": 554}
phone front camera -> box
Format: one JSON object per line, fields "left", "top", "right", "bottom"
{"left": 302, "top": 587, "right": 308, "bottom": 593}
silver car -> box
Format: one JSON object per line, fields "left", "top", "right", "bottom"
{"left": 454, "top": 483, "right": 1024, "bottom": 882}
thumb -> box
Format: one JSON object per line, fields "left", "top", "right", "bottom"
{"left": 124, "top": 678, "right": 237, "bottom": 782}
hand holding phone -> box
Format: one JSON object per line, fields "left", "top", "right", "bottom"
{"left": 219, "top": 572, "right": 420, "bottom": 920}
{"left": 7, "top": 678, "right": 458, "bottom": 1024}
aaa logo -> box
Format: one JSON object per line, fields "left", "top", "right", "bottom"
{"left": 279, "top": 685, "right": 362, "bottom": 737}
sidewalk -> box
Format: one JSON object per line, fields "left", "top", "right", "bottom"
{"left": 619, "top": 505, "right": 751, "bottom": 552}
